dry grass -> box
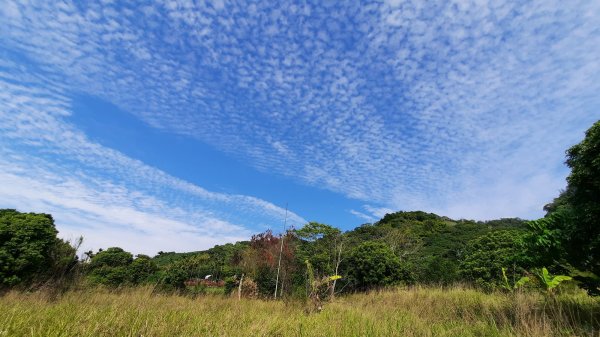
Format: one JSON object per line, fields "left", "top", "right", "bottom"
{"left": 0, "top": 286, "right": 598, "bottom": 336}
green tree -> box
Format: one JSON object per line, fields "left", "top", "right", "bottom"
{"left": 160, "top": 254, "right": 211, "bottom": 290}
{"left": 46, "top": 236, "right": 82, "bottom": 288}
{"left": 0, "top": 210, "right": 65, "bottom": 287}
{"left": 563, "top": 120, "right": 600, "bottom": 275}
{"left": 296, "top": 223, "right": 342, "bottom": 276}
{"left": 128, "top": 254, "right": 158, "bottom": 284}
{"left": 296, "top": 222, "right": 345, "bottom": 297}
{"left": 346, "top": 241, "right": 406, "bottom": 290}
{"left": 459, "top": 229, "right": 531, "bottom": 289}
{"left": 419, "top": 255, "right": 456, "bottom": 285}
{"left": 526, "top": 207, "right": 572, "bottom": 267}
{"left": 87, "top": 247, "right": 134, "bottom": 287}
{"left": 531, "top": 121, "right": 600, "bottom": 293}
{"left": 89, "top": 247, "right": 133, "bottom": 268}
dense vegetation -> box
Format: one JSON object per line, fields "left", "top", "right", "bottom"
{"left": 0, "top": 208, "right": 541, "bottom": 296}
{"left": 0, "top": 210, "right": 79, "bottom": 289}
{"left": 0, "top": 120, "right": 599, "bottom": 335}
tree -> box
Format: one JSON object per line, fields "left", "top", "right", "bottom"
{"left": 89, "top": 247, "right": 133, "bottom": 268}
{"left": 87, "top": 247, "right": 134, "bottom": 287}
{"left": 86, "top": 248, "right": 162, "bottom": 287}
{"left": 532, "top": 120, "right": 600, "bottom": 294}
{"left": 296, "top": 222, "right": 344, "bottom": 296}
{"left": 46, "top": 236, "right": 82, "bottom": 288}
{"left": 563, "top": 120, "right": 600, "bottom": 275}
{"left": 239, "top": 230, "right": 299, "bottom": 298}
{"left": 0, "top": 209, "right": 67, "bottom": 287}
{"left": 296, "top": 223, "right": 341, "bottom": 270}
{"left": 128, "top": 255, "right": 158, "bottom": 284}
{"left": 459, "top": 229, "right": 531, "bottom": 289}
{"left": 382, "top": 227, "right": 422, "bottom": 260}
{"left": 346, "top": 241, "right": 405, "bottom": 290}
{"left": 160, "top": 254, "right": 211, "bottom": 290}
{"left": 419, "top": 255, "right": 456, "bottom": 286}
{"left": 526, "top": 208, "right": 572, "bottom": 267}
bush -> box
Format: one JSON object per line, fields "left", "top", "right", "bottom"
{"left": 254, "top": 265, "right": 277, "bottom": 297}
{"left": 346, "top": 241, "right": 406, "bottom": 290}
{"left": 418, "top": 256, "right": 457, "bottom": 285}
{"left": 224, "top": 276, "right": 238, "bottom": 295}
{"left": 186, "top": 284, "right": 207, "bottom": 297}
{"left": 89, "top": 266, "right": 130, "bottom": 287}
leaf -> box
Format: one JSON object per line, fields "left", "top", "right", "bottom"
{"left": 537, "top": 267, "right": 572, "bottom": 291}
{"left": 548, "top": 275, "right": 572, "bottom": 289}
{"left": 553, "top": 275, "right": 572, "bottom": 282}
{"left": 542, "top": 268, "right": 552, "bottom": 285}
{"left": 514, "top": 277, "right": 530, "bottom": 289}
{"left": 328, "top": 275, "right": 342, "bottom": 281}
{"left": 501, "top": 268, "right": 511, "bottom": 291}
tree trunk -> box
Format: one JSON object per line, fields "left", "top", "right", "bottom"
{"left": 331, "top": 241, "right": 343, "bottom": 298}
{"left": 238, "top": 273, "right": 244, "bottom": 300}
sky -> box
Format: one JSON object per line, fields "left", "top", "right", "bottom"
{"left": 1, "top": 0, "right": 599, "bottom": 255}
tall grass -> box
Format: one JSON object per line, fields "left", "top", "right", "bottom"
{"left": 0, "top": 286, "right": 598, "bottom": 336}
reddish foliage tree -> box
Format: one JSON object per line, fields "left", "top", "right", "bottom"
{"left": 242, "top": 229, "right": 299, "bottom": 297}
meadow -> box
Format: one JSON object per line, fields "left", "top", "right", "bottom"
{"left": 1, "top": 286, "right": 598, "bottom": 337}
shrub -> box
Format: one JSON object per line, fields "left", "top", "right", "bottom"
{"left": 417, "top": 256, "right": 457, "bottom": 285}
{"left": 224, "top": 276, "right": 238, "bottom": 295}
{"left": 346, "top": 241, "right": 405, "bottom": 290}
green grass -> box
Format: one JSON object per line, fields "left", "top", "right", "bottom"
{"left": 0, "top": 286, "right": 598, "bottom": 336}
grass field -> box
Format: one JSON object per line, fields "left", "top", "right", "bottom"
{"left": 1, "top": 286, "right": 598, "bottom": 336}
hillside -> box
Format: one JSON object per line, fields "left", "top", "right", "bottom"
{"left": 151, "top": 211, "right": 527, "bottom": 286}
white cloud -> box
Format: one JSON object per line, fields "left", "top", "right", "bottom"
{"left": 363, "top": 205, "right": 396, "bottom": 219}
{"left": 0, "top": 170, "right": 247, "bottom": 255}
{"left": 349, "top": 209, "right": 376, "bottom": 223}
{"left": 1, "top": 0, "right": 599, "bottom": 225}
{"left": 0, "top": 63, "right": 305, "bottom": 254}
{"left": 0, "top": 1, "right": 21, "bottom": 21}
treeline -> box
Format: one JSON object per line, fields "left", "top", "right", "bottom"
{"left": 151, "top": 214, "right": 531, "bottom": 293}
{"left": 1, "top": 120, "right": 598, "bottom": 298}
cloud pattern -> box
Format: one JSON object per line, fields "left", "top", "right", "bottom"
{"left": 0, "top": 58, "right": 304, "bottom": 254}
{"left": 1, "top": 0, "right": 600, "bottom": 250}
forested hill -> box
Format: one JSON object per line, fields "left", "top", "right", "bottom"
{"left": 152, "top": 211, "right": 527, "bottom": 286}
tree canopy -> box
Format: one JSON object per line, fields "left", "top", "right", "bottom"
{"left": 346, "top": 241, "right": 406, "bottom": 289}
{"left": 0, "top": 209, "right": 75, "bottom": 288}
{"left": 564, "top": 120, "right": 600, "bottom": 275}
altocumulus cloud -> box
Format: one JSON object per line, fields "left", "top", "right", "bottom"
{"left": 0, "top": 60, "right": 305, "bottom": 254}
{"left": 1, "top": 0, "right": 600, "bottom": 246}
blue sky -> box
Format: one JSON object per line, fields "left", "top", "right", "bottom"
{"left": 1, "top": 0, "right": 599, "bottom": 254}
